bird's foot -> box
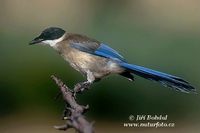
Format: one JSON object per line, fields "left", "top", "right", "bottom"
{"left": 73, "top": 81, "right": 91, "bottom": 95}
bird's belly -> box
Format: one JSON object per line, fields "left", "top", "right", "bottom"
{"left": 62, "top": 49, "right": 124, "bottom": 78}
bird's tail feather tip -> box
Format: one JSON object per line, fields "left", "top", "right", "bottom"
{"left": 160, "top": 81, "right": 194, "bottom": 93}
{"left": 187, "top": 87, "right": 197, "bottom": 94}
{"left": 156, "top": 79, "right": 197, "bottom": 94}
{"left": 120, "top": 62, "right": 197, "bottom": 94}
{"left": 177, "top": 86, "right": 197, "bottom": 94}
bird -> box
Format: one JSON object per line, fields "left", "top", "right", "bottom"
{"left": 29, "top": 27, "right": 196, "bottom": 93}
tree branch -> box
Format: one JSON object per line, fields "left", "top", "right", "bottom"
{"left": 51, "top": 75, "right": 94, "bottom": 133}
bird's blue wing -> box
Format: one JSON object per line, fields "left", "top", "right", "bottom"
{"left": 70, "top": 43, "right": 126, "bottom": 62}
{"left": 94, "top": 44, "right": 126, "bottom": 62}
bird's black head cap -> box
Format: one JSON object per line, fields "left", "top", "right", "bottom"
{"left": 29, "top": 27, "right": 66, "bottom": 45}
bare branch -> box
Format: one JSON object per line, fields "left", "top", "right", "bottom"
{"left": 51, "top": 75, "right": 94, "bottom": 133}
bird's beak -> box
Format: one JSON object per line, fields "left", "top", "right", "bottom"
{"left": 29, "top": 36, "right": 44, "bottom": 45}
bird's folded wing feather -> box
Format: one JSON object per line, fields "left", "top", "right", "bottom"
{"left": 70, "top": 42, "right": 126, "bottom": 62}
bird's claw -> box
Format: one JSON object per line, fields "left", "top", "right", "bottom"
{"left": 73, "top": 82, "right": 91, "bottom": 94}
{"left": 72, "top": 91, "right": 77, "bottom": 99}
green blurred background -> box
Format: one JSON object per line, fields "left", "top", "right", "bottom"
{"left": 0, "top": 0, "right": 200, "bottom": 133}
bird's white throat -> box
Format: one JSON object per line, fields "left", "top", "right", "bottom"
{"left": 42, "top": 34, "right": 65, "bottom": 47}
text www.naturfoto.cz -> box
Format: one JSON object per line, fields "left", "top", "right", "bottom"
{"left": 123, "top": 122, "right": 175, "bottom": 128}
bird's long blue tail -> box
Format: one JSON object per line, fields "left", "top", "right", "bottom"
{"left": 120, "top": 62, "right": 196, "bottom": 93}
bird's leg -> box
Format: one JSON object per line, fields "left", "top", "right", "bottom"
{"left": 73, "top": 71, "right": 95, "bottom": 96}
{"left": 74, "top": 81, "right": 92, "bottom": 93}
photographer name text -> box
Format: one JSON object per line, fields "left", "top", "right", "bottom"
{"left": 135, "top": 115, "right": 167, "bottom": 121}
